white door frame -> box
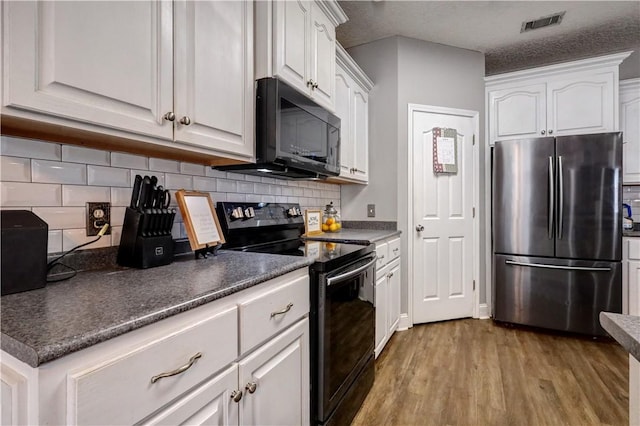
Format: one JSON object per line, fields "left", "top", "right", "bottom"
{"left": 406, "top": 103, "right": 481, "bottom": 327}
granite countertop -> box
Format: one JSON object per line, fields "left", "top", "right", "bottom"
{"left": 303, "top": 229, "right": 401, "bottom": 245}
{"left": 1, "top": 251, "right": 314, "bottom": 367}
{"left": 623, "top": 230, "right": 640, "bottom": 237}
{"left": 600, "top": 312, "right": 640, "bottom": 361}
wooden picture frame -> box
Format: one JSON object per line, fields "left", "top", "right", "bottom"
{"left": 175, "top": 190, "right": 225, "bottom": 251}
{"left": 304, "top": 209, "right": 323, "bottom": 236}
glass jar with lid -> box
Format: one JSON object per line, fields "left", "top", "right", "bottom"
{"left": 322, "top": 202, "right": 341, "bottom": 233}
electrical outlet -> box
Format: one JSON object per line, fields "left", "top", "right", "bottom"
{"left": 367, "top": 204, "right": 376, "bottom": 217}
{"left": 86, "top": 202, "right": 111, "bottom": 236}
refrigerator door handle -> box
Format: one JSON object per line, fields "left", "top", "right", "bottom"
{"left": 548, "top": 156, "right": 554, "bottom": 239}
{"left": 557, "top": 155, "right": 564, "bottom": 240}
{"left": 505, "top": 260, "right": 611, "bottom": 272}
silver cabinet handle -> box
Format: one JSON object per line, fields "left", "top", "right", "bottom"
{"left": 557, "top": 155, "right": 564, "bottom": 240}
{"left": 416, "top": 225, "right": 424, "bottom": 232}
{"left": 179, "top": 116, "right": 191, "bottom": 126}
{"left": 163, "top": 112, "right": 176, "bottom": 122}
{"left": 312, "top": 82, "right": 319, "bottom": 89}
{"left": 307, "top": 79, "right": 314, "bottom": 87}
{"left": 270, "top": 302, "right": 293, "bottom": 318}
{"left": 231, "top": 390, "right": 243, "bottom": 402}
{"left": 378, "top": 255, "right": 385, "bottom": 260}
{"left": 505, "top": 260, "right": 611, "bottom": 272}
{"left": 548, "top": 156, "right": 554, "bottom": 240}
{"left": 151, "top": 352, "right": 202, "bottom": 383}
{"left": 245, "top": 382, "right": 257, "bottom": 394}
{"left": 548, "top": 129, "right": 554, "bottom": 134}
{"left": 393, "top": 248, "right": 399, "bottom": 253}
{"left": 387, "top": 272, "right": 394, "bottom": 278}
{"left": 541, "top": 130, "right": 546, "bottom": 135}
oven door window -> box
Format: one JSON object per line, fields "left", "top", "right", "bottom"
{"left": 322, "top": 263, "right": 374, "bottom": 413}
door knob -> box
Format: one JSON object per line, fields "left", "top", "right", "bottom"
{"left": 163, "top": 112, "right": 175, "bottom": 122}
{"left": 245, "top": 382, "right": 257, "bottom": 394}
{"left": 179, "top": 116, "right": 191, "bottom": 126}
{"left": 230, "top": 390, "right": 243, "bottom": 402}
{"left": 416, "top": 225, "right": 424, "bottom": 232}
{"left": 540, "top": 130, "right": 546, "bottom": 135}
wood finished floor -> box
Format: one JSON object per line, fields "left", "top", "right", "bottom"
{"left": 352, "top": 319, "right": 629, "bottom": 426}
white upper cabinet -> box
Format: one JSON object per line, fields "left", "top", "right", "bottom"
{"left": 332, "top": 44, "right": 373, "bottom": 184}
{"left": 485, "top": 51, "right": 631, "bottom": 145}
{"left": 173, "top": 0, "right": 253, "bottom": 157}
{"left": 2, "top": 1, "right": 173, "bottom": 140}
{"left": 620, "top": 79, "right": 640, "bottom": 184}
{"left": 256, "top": 0, "right": 347, "bottom": 112}
{"left": 2, "top": 0, "right": 254, "bottom": 161}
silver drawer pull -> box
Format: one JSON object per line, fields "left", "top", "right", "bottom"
{"left": 231, "top": 390, "right": 243, "bottom": 402}
{"left": 270, "top": 303, "right": 293, "bottom": 318}
{"left": 150, "top": 352, "right": 202, "bottom": 384}
{"left": 393, "top": 248, "right": 399, "bottom": 253}
{"left": 245, "top": 382, "right": 257, "bottom": 394}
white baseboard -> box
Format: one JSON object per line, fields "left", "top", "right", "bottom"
{"left": 397, "top": 313, "right": 412, "bottom": 330}
{"left": 478, "top": 303, "right": 490, "bottom": 319}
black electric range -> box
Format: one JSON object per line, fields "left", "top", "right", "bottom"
{"left": 216, "top": 202, "right": 376, "bottom": 426}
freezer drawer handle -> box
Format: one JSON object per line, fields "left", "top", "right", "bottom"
{"left": 505, "top": 260, "right": 611, "bottom": 272}
{"left": 557, "top": 156, "right": 564, "bottom": 240}
{"left": 548, "top": 156, "right": 554, "bottom": 240}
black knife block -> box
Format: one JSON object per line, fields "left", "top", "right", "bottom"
{"left": 117, "top": 208, "right": 175, "bottom": 269}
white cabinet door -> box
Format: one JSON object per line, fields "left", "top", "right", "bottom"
{"left": 351, "top": 87, "right": 369, "bottom": 182}
{"left": 238, "top": 318, "right": 309, "bottom": 426}
{"left": 335, "top": 65, "right": 354, "bottom": 177}
{"left": 3, "top": 1, "right": 173, "bottom": 140}
{"left": 629, "top": 260, "right": 640, "bottom": 318}
{"left": 546, "top": 72, "right": 615, "bottom": 136}
{"left": 374, "top": 266, "right": 388, "bottom": 359}
{"left": 273, "top": 0, "right": 310, "bottom": 95}
{"left": 308, "top": 2, "right": 336, "bottom": 110}
{"left": 488, "top": 84, "right": 546, "bottom": 143}
{"left": 141, "top": 364, "right": 239, "bottom": 426}
{"left": 174, "top": 0, "right": 253, "bottom": 158}
{"left": 621, "top": 79, "right": 640, "bottom": 184}
{"left": 387, "top": 258, "right": 401, "bottom": 336}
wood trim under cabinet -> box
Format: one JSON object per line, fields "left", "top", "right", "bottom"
{"left": 0, "top": 115, "right": 250, "bottom": 167}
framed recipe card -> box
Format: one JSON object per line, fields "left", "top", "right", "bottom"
{"left": 304, "top": 209, "right": 323, "bottom": 236}
{"left": 175, "top": 190, "right": 225, "bottom": 251}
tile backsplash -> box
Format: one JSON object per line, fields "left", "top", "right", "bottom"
{"left": 623, "top": 185, "right": 640, "bottom": 222}
{"left": 0, "top": 136, "right": 341, "bottom": 254}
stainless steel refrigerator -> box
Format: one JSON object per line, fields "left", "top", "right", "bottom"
{"left": 492, "top": 132, "right": 623, "bottom": 336}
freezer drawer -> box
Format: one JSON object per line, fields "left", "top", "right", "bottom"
{"left": 493, "top": 254, "right": 622, "bottom": 336}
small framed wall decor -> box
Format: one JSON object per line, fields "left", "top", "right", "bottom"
{"left": 304, "top": 209, "right": 323, "bottom": 236}
{"left": 175, "top": 190, "right": 225, "bottom": 251}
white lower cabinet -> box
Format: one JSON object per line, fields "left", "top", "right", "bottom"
{"left": 0, "top": 268, "right": 309, "bottom": 426}
{"left": 374, "top": 237, "right": 401, "bottom": 358}
{"left": 623, "top": 237, "right": 640, "bottom": 425}
{"left": 238, "top": 319, "right": 309, "bottom": 425}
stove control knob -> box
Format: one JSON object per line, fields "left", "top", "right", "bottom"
{"left": 244, "top": 207, "right": 255, "bottom": 218}
{"left": 296, "top": 207, "right": 302, "bottom": 216}
{"left": 231, "top": 207, "right": 244, "bottom": 220}
{"left": 287, "top": 208, "right": 297, "bottom": 217}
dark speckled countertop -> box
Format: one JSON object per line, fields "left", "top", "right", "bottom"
{"left": 600, "top": 312, "right": 640, "bottom": 361}
{"left": 1, "top": 251, "right": 313, "bottom": 367}
{"left": 303, "top": 229, "right": 401, "bottom": 245}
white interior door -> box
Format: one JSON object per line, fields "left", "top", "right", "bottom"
{"left": 411, "top": 106, "right": 477, "bottom": 324}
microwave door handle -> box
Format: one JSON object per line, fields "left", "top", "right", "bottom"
{"left": 326, "top": 257, "right": 377, "bottom": 287}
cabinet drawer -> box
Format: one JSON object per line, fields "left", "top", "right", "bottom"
{"left": 388, "top": 237, "right": 401, "bottom": 260}
{"left": 67, "top": 306, "right": 238, "bottom": 425}
{"left": 628, "top": 238, "right": 640, "bottom": 260}
{"left": 375, "top": 242, "right": 389, "bottom": 270}
{"left": 239, "top": 275, "right": 309, "bottom": 355}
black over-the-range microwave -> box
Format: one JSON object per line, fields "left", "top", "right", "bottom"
{"left": 217, "top": 77, "right": 341, "bottom": 179}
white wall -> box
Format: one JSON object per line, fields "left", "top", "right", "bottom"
{"left": 0, "top": 135, "right": 341, "bottom": 254}
{"left": 342, "top": 36, "right": 486, "bottom": 317}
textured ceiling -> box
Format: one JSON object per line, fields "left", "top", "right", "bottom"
{"left": 336, "top": 1, "right": 640, "bottom": 75}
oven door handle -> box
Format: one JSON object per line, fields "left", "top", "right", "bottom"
{"left": 326, "top": 256, "right": 377, "bottom": 287}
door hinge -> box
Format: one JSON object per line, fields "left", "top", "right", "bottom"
{"left": 473, "top": 280, "right": 476, "bottom": 291}
{"left": 472, "top": 207, "right": 476, "bottom": 218}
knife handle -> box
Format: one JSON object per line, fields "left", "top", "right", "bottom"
{"left": 131, "top": 175, "right": 143, "bottom": 209}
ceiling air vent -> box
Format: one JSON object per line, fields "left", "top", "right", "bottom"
{"left": 521, "top": 11, "right": 565, "bottom": 33}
